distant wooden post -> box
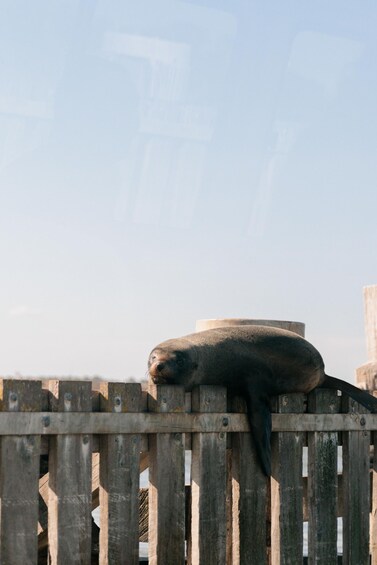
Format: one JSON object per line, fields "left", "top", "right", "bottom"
{"left": 356, "top": 285, "right": 377, "bottom": 390}
{"left": 361, "top": 287, "right": 377, "bottom": 564}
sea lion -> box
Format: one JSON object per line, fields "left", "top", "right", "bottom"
{"left": 148, "top": 325, "right": 377, "bottom": 476}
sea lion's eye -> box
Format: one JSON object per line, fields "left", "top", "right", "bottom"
{"left": 149, "top": 354, "right": 156, "bottom": 366}
{"left": 176, "top": 356, "right": 185, "bottom": 368}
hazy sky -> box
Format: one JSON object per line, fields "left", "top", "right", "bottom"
{"left": 1, "top": 1, "right": 376, "bottom": 382}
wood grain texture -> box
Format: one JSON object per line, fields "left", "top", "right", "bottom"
{"left": 231, "top": 395, "right": 268, "bottom": 565}
{"left": 190, "top": 385, "right": 228, "bottom": 565}
{"left": 99, "top": 382, "right": 142, "bottom": 565}
{"left": 371, "top": 428, "right": 377, "bottom": 564}
{"left": 342, "top": 396, "right": 370, "bottom": 565}
{"left": 271, "top": 393, "right": 305, "bottom": 565}
{"left": 48, "top": 381, "right": 92, "bottom": 565}
{"left": 148, "top": 384, "right": 186, "bottom": 565}
{"left": 0, "top": 410, "right": 375, "bottom": 434}
{"left": 307, "top": 389, "right": 339, "bottom": 565}
{"left": 0, "top": 379, "right": 42, "bottom": 565}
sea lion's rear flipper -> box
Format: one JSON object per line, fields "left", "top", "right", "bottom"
{"left": 244, "top": 388, "right": 272, "bottom": 476}
{"left": 322, "top": 375, "right": 377, "bottom": 413}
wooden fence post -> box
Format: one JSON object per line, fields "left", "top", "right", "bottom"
{"left": 342, "top": 396, "right": 370, "bottom": 565}
{"left": 148, "top": 384, "right": 186, "bottom": 565}
{"left": 190, "top": 385, "right": 228, "bottom": 565}
{"left": 99, "top": 382, "right": 142, "bottom": 564}
{"left": 372, "top": 428, "right": 377, "bottom": 565}
{"left": 48, "top": 380, "right": 92, "bottom": 564}
{"left": 0, "top": 379, "right": 42, "bottom": 565}
{"left": 231, "top": 395, "right": 268, "bottom": 565}
{"left": 307, "top": 388, "right": 339, "bottom": 564}
{"left": 271, "top": 393, "right": 305, "bottom": 565}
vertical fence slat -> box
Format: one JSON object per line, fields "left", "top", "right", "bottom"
{"left": 231, "top": 395, "right": 268, "bottom": 565}
{"left": 0, "top": 379, "right": 42, "bottom": 565}
{"left": 307, "top": 389, "right": 339, "bottom": 564}
{"left": 226, "top": 447, "right": 233, "bottom": 565}
{"left": 148, "top": 384, "right": 186, "bottom": 565}
{"left": 48, "top": 380, "right": 92, "bottom": 565}
{"left": 342, "top": 396, "right": 370, "bottom": 565}
{"left": 99, "top": 382, "right": 142, "bottom": 565}
{"left": 271, "top": 393, "right": 305, "bottom": 565}
{"left": 371, "top": 426, "right": 377, "bottom": 564}
{"left": 0, "top": 377, "right": 375, "bottom": 564}
{"left": 190, "top": 385, "right": 228, "bottom": 565}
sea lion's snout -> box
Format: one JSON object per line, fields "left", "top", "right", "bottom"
{"left": 149, "top": 360, "right": 168, "bottom": 384}
{"left": 149, "top": 361, "right": 165, "bottom": 384}
{"left": 148, "top": 349, "right": 177, "bottom": 384}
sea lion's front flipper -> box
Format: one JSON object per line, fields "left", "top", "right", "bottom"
{"left": 244, "top": 388, "right": 272, "bottom": 476}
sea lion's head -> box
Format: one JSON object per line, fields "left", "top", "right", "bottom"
{"left": 148, "top": 339, "right": 199, "bottom": 388}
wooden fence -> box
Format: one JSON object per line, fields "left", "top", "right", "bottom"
{"left": 0, "top": 378, "right": 376, "bottom": 564}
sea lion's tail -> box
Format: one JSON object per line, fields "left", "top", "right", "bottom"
{"left": 322, "top": 375, "right": 377, "bottom": 413}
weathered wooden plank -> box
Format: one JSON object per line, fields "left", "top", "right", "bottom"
{"left": 38, "top": 452, "right": 100, "bottom": 555}
{"left": 0, "top": 410, "right": 375, "bottom": 434}
{"left": 99, "top": 382, "right": 142, "bottom": 565}
{"left": 271, "top": 393, "right": 305, "bottom": 565}
{"left": 342, "top": 396, "right": 370, "bottom": 565}
{"left": 190, "top": 385, "right": 227, "bottom": 565}
{"left": 148, "top": 384, "right": 186, "bottom": 565}
{"left": 231, "top": 395, "right": 268, "bottom": 565}
{"left": 226, "top": 448, "right": 233, "bottom": 565}
{"left": 0, "top": 379, "right": 42, "bottom": 565}
{"left": 0, "top": 410, "right": 375, "bottom": 435}
{"left": 48, "top": 381, "right": 92, "bottom": 565}
{"left": 307, "top": 389, "right": 339, "bottom": 564}
{"left": 371, "top": 428, "right": 377, "bottom": 564}
{"left": 39, "top": 450, "right": 150, "bottom": 552}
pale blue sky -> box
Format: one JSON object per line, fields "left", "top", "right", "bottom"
{"left": 1, "top": 1, "right": 376, "bottom": 381}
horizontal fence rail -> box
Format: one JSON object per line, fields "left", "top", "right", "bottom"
{"left": 0, "top": 411, "right": 373, "bottom": 434}
{"left": 0, "top": 379, "right": 375, "bottom": 564}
